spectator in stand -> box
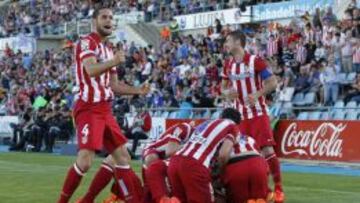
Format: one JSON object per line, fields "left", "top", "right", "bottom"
{"left": 353, "top": 38, "right": 360, "bottom": 72}
{"left": 294, "top": 66, "right": 310, "bottom": 94}
{"left": 344, "top": 73, "right": 360, "bottom": 102}
{"left": 320, "top": 58, "right": 341, "bottom": 106}
{"left": 169, "top": 18, "right": 180, "bottom": 40}
{"left": 341, "top": 30, "right": 354, "bottom": 73}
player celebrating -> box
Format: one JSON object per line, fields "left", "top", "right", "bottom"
{"left": 222, "top": 30, "right": 284, "bottom": 202}
{"left": 57, "top": 6, "right": 149, "bottom": 203}
{"left": 167, "top": 108, "right": 241, "bottom": 203}
{"left": 218, "top": 134, "right": 269, "bottom": 203}
{"left": 105, "top": 122, "right": 195, "bottom": 203}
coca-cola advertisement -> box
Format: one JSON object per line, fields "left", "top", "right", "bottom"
{"left": 274, "top": 120, "right": 360, "bottom": 162}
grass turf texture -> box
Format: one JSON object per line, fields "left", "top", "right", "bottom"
{"left": 0, "top": 153, "right": 360, "bottom": 203}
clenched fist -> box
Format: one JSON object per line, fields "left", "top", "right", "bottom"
{"left": 113, "top": 50, "right": 126, "bottom": 65}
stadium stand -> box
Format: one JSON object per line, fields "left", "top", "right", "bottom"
{"left": 0, "top": 0, "right": 359, "bottom": 153}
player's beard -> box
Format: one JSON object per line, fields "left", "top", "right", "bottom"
{"left": 96, "top": 25, "right": 112, "bottom": 38}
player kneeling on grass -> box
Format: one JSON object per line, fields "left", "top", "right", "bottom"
{"left": 167, "top": 108, "right": 241, "bottom": 203}
{"left": 217, "top": 133, "right": 269, "bottom": 203}
{"left": 104, "top": 122, "right": 195, "bottom": 203}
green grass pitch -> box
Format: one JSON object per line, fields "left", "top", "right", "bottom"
{"left": 0, "top": 153, "right": 360, "bottom": 203}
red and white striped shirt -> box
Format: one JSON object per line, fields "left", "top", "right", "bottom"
{"left": 230, "top": 135, "right": 260, "bottom": 158}
{"left": 222, "top": 53, "right": 269, "bottom": 120}
{"left": 176, "top": 119, "right": 238, "bottom": 168}
{"left": 267, "top": 37, "right": 278, "bottom": 57}
{"left": 143, "top": 122, "right": 193, "bottom": 158}
{"left": 74, "top": 32, "right": 116, "bottom": 103}
{"left": 353, "top": 46, "right": 360, "bottom": 64}
{"left": 296, "top": 44, "right": 307, "bottom": 64}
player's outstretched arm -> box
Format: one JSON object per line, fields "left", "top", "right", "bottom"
{"left": 110, "top": 73, "right": 150, "bottom": 95}
{"left": 83, "top": 50, "right": 125, "bottom": 77}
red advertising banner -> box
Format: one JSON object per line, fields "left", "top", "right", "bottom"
{"left": 274, "top": 120, "right": 360, "bottom": 163}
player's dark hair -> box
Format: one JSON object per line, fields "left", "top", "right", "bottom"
{"left": 220, "top": 108, "right": 241, "bottom": 124}
{"left": 228, "top": 30, "right": 246, "bottom": 48}
{"left": 92, "top": 6, "right": 111, "bottom": 19}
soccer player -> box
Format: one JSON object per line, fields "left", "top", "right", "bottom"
{"left": 222, "top": 30, "right": 284, "bottom": 202}
{"left": 218, "top": 134, "right": 268, "bottom": 203}
{"left": 57, "top": 6, "right": 149, "bottom": 203}
{"left": 167, "top": 108, "right": 241, "bottom": 203}
{"left": 106, "top": 122, "right": 195, "bottom": 203}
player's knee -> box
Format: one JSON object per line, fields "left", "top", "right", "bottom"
{"left": 103, "top": 155, "right": 116, "bottom": 168}
{"left": 112, "top": 145, "right": 131, "bottom": 165}
{"left": 76, "top": 150, "right": 95, "bottom": 172}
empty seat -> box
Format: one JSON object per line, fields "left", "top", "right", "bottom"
{"left": 320, "top": 112, "right": 330, "bottom": 120}
{"left": 202, "top": 109, "right": 212, "bottom": 118}
{"left": 292, "top": 93, "right": 304, "bottom": 106}
{"left": 279, "top": 102, "right": 293, "bottom": 116}
{"left": 332, "top": 111, "right": 345, "bottom": 120}
{"left": 338, "top": 73, "right": 347, "bottom": 84}
{"left": 334, "top": 100, "right": 344, "bottom": 108}
{"left": 161, "top": 111, "right": 169, "bottom": 118}
{"left": 211, "top": 111, "right": 221, "bottom": 119}
{"left": 297, "top": 112, "right": 309, "bottom": 120}
{"left": 169, "top": 111, "right": 178, "bottom": 118}
{"left": 308, "top": 111, "right": 321, "bottom": 120}
{"left": 278, "top": 87, "right": 295, "bottom": 102}
{"left": 346, "top": 101, "right": 357, "bottom": 108}
{"left": 347, "top": 72, "right": 357, "bottom": 82}
{"left": 345, "top": 111, "right": 359, "bottom": 120}
{"left": 154, "top": 111, "right": 162, "bottom": 117}
{"left": 304, "top": 92, "right": 316, "bottom": 105}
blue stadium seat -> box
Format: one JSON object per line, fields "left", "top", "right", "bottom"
{"left": 304, "top": 92, "right": 316, "bottom": 105}
{"left": 334, "top": 100, "right": 344, "bottom": 108}
{"left": 347, "top": 72, "right": 357, "bottom": 83}
{"left": 297, "top": 112, "right": 309, "bottom": 120}
{"left": 211, "top": 111, "right": 221, "bottom": 119}
{"left": 320, "top": 112, "right": 330, "bottom": 120}
{"left": 292, "top": 93, "right": 304, "bottom": 106}
{"left": 338, "top": 73, "right": 347, "bottom": 84}
{"left": 279, "top": 102, "right": 293, "bottom": 116}
{"left": 269, "top": 102, "right": 282, "bottom": 117}
{"left": 345, "top": 111, "right": 359, "bottom": 120}
{"left": 202, "top": 109, "right": 211, "bottom": 118}
{"left": 332, "top": 111, "right": 345, "bottom": 120}
{"left": 308, "top": 111, "right": 321, "bottom": 120}
{"left": 154, "top": 111, "right": 162, "bottom": 117}
{"left": 161, "top": 111, "right": 169, "bottom": 118}
{"left": 346, "top": 101, "right": 357, "bottom": 113}
{"left": 169, "top": 111, "right": 178, "bottom": 118}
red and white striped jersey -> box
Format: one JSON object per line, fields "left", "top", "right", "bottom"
{"left": 143, "top": 122, "right": 193, "bottom": 158}
{"left": 230, "top": 135, "right": 260, "bottom": 158}
{"left": 296, "top": 44, "right": 307, "bottom": 64}
{"left": 267, "top": 38, "right": 278, "bottom": 57}
{"left": 353, "top": 46, "right": 360, "bottom": 64}
{"left": 222, "top": 53, "right": 269, "bottom": 120}
{"left": 176, "top": 119, "right": 239, "bottom": 168}
{"left": 74, "top": 32, "right": 116, "bottom": 103}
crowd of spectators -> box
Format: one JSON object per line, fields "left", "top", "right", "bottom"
{"left": 1, "top": 0, "right": 359, "bottom": 151}
{"left": 0, "top": 0, "right": 290, "bottom": 37}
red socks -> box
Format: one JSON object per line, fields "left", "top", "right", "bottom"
{"left": 114, "top": 165, "right": 143, "bottom": 203}
{"left": 57, "top": 163, "right": 85, "bottom": 203}
{"left": 266, "top": 154, "right": 283, "bottom": 191}
{"left": 145, "top": 160, "right": 169, "bottom": 202}
{"left": 81, "top": 163, "right": 114, "bottom": 202}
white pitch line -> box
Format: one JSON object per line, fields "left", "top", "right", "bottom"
{"left": 287, "top": 185, "right": 360, "bottom": 195}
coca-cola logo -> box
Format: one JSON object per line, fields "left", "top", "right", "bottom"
{"left": 281, "top": 122, "right": 346, "bottom": 158}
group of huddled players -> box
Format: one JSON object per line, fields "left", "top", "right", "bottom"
{"left": 102, "top": 108, "right": 271, "bottom": 203}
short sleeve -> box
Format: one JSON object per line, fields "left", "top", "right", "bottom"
{"left": 224, "top": 124, "right": 239, "bottom": 144}
{"left": 221, "top": 59, "right": 231, "bottom": 80}
{"left": 254, "top": 56, "right": 268, "bottom": 73}
{"left": 79, "top": 38, "right": 97, "bottom": 60}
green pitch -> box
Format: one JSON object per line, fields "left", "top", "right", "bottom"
{"left": 0, "top": 153, "right": 360, "bottom": 203}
